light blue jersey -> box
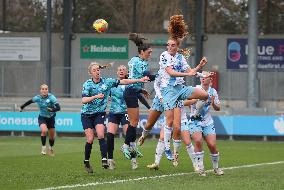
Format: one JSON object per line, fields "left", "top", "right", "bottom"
{"left": 32, "top": 93, "right": 58, "bottom": 118}
{"left": 109, "top": 85, "right": 127, "bottom": 114}
{"left": 127, "top": 56, "right": 148, "bottom": 90}
{"left": 189, "top": 85, "right": 220, "bottom": 136}
{"left": 189, "top": 85, "right": 220, "bottom": 126}
{"left": 81, "top": 78, "right": 119, "bottom": 114}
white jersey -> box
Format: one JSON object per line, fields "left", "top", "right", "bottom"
{"left": 181, "top": 106, "right": 188, "bottom": 124}
{"left": 153, "top": 71, "right": 162, "bottom": 99}
{"left": 159, "top": 51, "right": 190, "bottom": 88}
{"left": 190, "top": 85, "right": 220, "bottom": 126}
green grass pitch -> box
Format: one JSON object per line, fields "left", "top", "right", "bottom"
{"left": 1, "top": 137, "right": 284, "bottom": 190}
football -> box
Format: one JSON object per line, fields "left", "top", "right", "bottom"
{"left": 92, "top": 19, "right": 108, "bottom": 33}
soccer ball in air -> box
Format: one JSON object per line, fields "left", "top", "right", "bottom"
{"left": 92, "top": 19, "right": 108, "bottom": 33}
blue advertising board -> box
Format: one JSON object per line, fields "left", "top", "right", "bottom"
{"left": 1, "top": 112, "right": 284, "bottom": 136}
{"left": 227, "top": 38, "right": 284, "bottom": 69}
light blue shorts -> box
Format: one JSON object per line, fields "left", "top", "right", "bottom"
{"left": 150, "top": 96, "right": 164, "bottom": 112}
{"left": 161, "top": 84, "right": 194, "bottom": 110}
{"left": 181, "top": 121, "right": 189, "bottom": 132}
{"left": 189, "top": 121, "right": 216, "bottom": 136}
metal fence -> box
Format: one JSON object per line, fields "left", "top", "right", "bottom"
{"left": 1, "top": 64, "right": 284, "bottom": 101}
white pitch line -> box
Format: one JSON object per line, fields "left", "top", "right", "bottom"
{"left": 35, "top": 161, "right": 284, "bottom": 190}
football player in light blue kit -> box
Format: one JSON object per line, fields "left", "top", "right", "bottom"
{"left": 188, "top": 71, "right": 224, "bottom": 176}
{"left": 159, "top": 15, "right": 208, "bottom": 160}
{"left": 135, "top": 72, "right": 195, "bottom": 170}
{"left": 82, "top": 62, "right": 149, "bottom": 174}
{"left": 122, "top": 33, "right": 154, "bottom": 160}
{"left": 20, "top": 84, "right": 60, "bottom": 156}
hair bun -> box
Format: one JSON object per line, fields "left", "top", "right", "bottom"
{"left": 128, "top": 33, "right": 147, "bottom": 47}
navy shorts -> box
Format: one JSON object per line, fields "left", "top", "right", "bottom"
{"left": 108, "top": 113, "right": 129, "bottom": 125}
{"left": 38, "top": 115, "right": 55, "bottom": 129}
{"left": 124, "top": 87, "right": 140, "bottom": 108}
{"left": 81, "top": 112, "right": 106, "bottom": 130}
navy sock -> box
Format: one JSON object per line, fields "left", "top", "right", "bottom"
{"left": 107, "top": 132, "right": 115, "bottom": 159}
{"left": 131, "top": 127, "right": 137, "bottom": 142}
{"left": 49, "top": 139, "right": 55, "bottom": 147}
{"left": 125, "top": 125, "right": 136, "bottom": 145}
{"left": 41, "top": 136, "right": 46, "bottom": 146}
{"left": 98, "top": 138, "right": 107, "bottom": 159}
{"left": 84, "top": 142, "right": 93, "bottom": 161}
{"left": 131, "top": 152, "right": 136, "bottom": 158}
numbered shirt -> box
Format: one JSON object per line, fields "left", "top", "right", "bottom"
{"left": 32, "top": 93, "right": 58, "bottom": 118}
{"left": 109, "top": 85, "right": 127, "bottom": 114}
{"left": 81, "top": 78, "right": 119, "bottom": 114}
{"left": 127, "top": 56, "right": 149, "bottom": 90}
{"left": 190, "top": 85, "right": 220, "bottom": 126}
{"left": 159, "top": 51, "right": 190, "bottom": 87}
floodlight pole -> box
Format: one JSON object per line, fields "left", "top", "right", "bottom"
{"left": 194, "top": 0, "right": 204, "bottom": 85}
{"left": 63, "top": 0, "right": 73, "bottom": 97}
{"left": 180, "top": 0, "right": 188, "bottom": 49}
{"left": 132, "top": 0, "right": 137, "bottom": 32}
{"left": 2, "top": 0, "right": 6, "bottom": 31}
{"left": 46, "top": 0, "right": 52, "bottom": 89}
{"left": 247, "top": 0, "right": 259, "bottom": 108}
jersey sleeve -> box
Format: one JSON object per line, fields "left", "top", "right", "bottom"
{"left": 82, "top": 82, "right": 91, "bottom": 97}
{"left": 154, "top": 75, "right": 162, "bottom": 99}
{"left": 32, "top": 95, "right": 39, "bottom": 103}
{"left": 212, "top": 88, "right": 220, "bottom": 105}
{"left": 159, "top": 52, "right": 174, "bottom": 69}
{"left": 181, "top": 55, "right": 190, "bottom": 71}
{"left": 50, "top": 94, "right": 58, "bottom": 104}
{"left": 106, "top": 78, "right": 120, "bottom": 88}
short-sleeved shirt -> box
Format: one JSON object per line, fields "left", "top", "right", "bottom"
{"left": 189, "top": 85, "right": 220, "bottom": 126}
{"left": 127, "top": 56, "right": 149, "bottom": 90}
{"left": 32, "top": 93, "right": 58, "bottom": 118}
{"left": 159, "top": 51, "right": 190, "bottom": 87}
{"left": 81, "top": 78, "right": 120, "bottom": 114}
{"left": 109, "top": 85, "right": 127, "bottom": 114}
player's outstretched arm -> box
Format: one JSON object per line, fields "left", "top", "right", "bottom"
{"left": 119, "top": 76, "right": 149, "bottom": 85}
{"left": 19, "top": 99, "right": 33, "bottom": 112}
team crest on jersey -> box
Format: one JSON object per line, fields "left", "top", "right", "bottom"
{"left": 46, "top": 99, "right": 50, "bottom": 104}
{"left": 100, "top": 84, "right": 107, "bottom": 90}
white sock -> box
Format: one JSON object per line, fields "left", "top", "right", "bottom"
{"left": 210, "top": 152, "right": 220, "bottom": 169}
{"left": 123, "top": 143, "right": 129, "bottom": 149}
{"left": 155, "top": 139, "right": 165, "bottom": 165}
{"left": 193, "top": 151, "right": 205, "bottom": 170}
{"left": 193, "top": 100, "right": 206, "bottom": 116}
{"left": 186, "top": 143, "right": 195, "bottom": 165}
{"left": 130, "top": 142, "right": 136, "bottom": 149}
{"left": 164, "top": 125, "right": 172, "bottom": 150}
{"left": 173, "top": 139, "right": 182, "bottom": 154}
{"left": 142, "top": 129, "right": 150, "bottom": 138}
{"left": 131, "top": 157, "right": 137, "bottom": 163}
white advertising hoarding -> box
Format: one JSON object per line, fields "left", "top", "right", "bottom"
{"left": 0, "top": 37, "right": 41, "bottom": 61}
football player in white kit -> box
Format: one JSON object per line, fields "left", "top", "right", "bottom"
{"left": 158, "top": 15, "right": 208, "bottom": 161}
{"left": 143, "top": 70, "right": 195, "bottom": 170}
{"left": 188, "top": 71, "right": 224, "bottom": 176}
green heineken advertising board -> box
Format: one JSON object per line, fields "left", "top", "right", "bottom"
{"left": 80, "top": 38, "right": 128, "bottom": 59}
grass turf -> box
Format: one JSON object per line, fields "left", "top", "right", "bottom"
{"left": 0, "top": 137, "right": 284, "bottom": 190}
